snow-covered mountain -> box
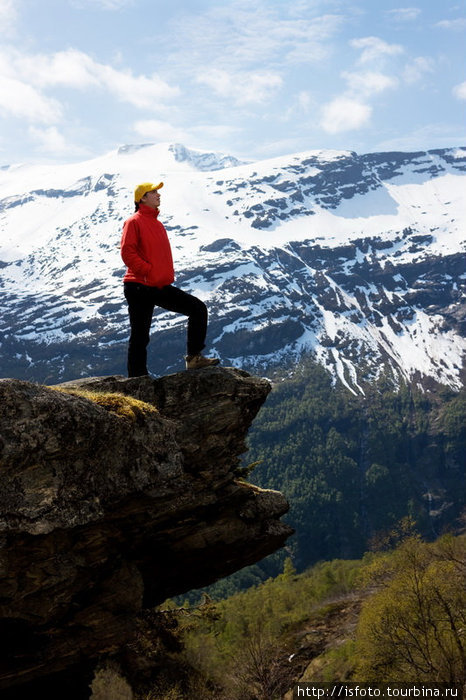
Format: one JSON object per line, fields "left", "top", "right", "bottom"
{"left": 0, "top": 142, "right": 465, "bottom": 390}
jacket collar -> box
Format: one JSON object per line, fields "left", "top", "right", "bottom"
{"left": 138, "top": 202, "right": 159, "bottom": 218}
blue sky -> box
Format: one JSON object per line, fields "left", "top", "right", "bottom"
{"left": 0, "top": 0, "right": 465, "bottom": 164}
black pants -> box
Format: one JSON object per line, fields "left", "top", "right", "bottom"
{"left": 124, "top": 282, "right": 207, "bottom": 377}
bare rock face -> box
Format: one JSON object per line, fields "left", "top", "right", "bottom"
{"left": 0, "top": 366, "right": 292, "bottom": 695}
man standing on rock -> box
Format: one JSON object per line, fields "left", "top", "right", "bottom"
{"left": 121, "top": 181, "right": 219, "bottom": 377}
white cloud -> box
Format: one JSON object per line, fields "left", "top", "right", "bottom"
{"left": 166, "top": 3, "right": 345, "bottom": 74}
{"left": 453, "top": 81, "right": 466, "bottom": 100}
{"left": 0, "top": 44, "right": 182, "bottom": 160}
{"left": 342, "top": 71, "right": 398, "bottom": 97}
{"left": 281, "top": 90, "right": 316, "bottom": 123}
{"left": 71, "top": 0, "right": 134, "bottom": 9}
{"left": 196, "top": 70, "right": 233, "bottom": 99}
{"left": 132, "top": 119, "right": 190, "bottom": 142}
{"left": 281, "top": 13, "right": 346, "bottom": 64}
{"left": 435, "top": 18, "right": 466, "bottom": 31}
{"left": 97, "top": 65, "right": 179, "bottom": 109}
{"left": 197, "top": 69, "right": 283, "bottom": 106}
{"left": 297, "top": 91, "right": 313, "bottom": 112}
{"left": 15, "top": 49, "right": 179, "bottom": 107}
{"left": 386, "top": 8, "right": 421, "bottom": 22}
{"left": 28, "top": 126, "right": 70, "bottom": 154}
{"left": 403, "top": 57, "right": 435, "bottom": 84}
{"left": 0, "top": 46, "right": 179, "bottom": 132}
{"left": 0, "top": 75, "right": 62, "bottom": 122}
{"left": 320, "top": 97, "right": 372, "bottom": 134}
{"left": 134, "top": 120, "right": 243, "bottom": 153}
{"left": 191, "top": 124, "right": 242, "bottom": 140}
{"left": 0, "top": 0, "right": 17, "bottom": 33}
{"left": 318, "top": 38, "right": 403, "bottom": 138}
{"left": 351, "top": 36, "right": 404, "bottom": 65}
{"left": 375, "top": 124, "right": 466, "bottom": 152}
{"left": 318, "top": 71, "right": 397, "bottom": 135}
{"left": 17, "top": 49, "right": 100, "bottom": 89}
{"left": 253, "top": 136, "right": 309, "bottom": 158}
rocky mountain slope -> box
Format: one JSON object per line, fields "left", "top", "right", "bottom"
{"left": 0, "top": 366, "right": 291, "bottom": 696}
{"left": 0, "top": 142, "right": 465, "bottom": 390}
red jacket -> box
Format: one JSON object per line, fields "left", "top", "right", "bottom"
{"left": 121, "top": 204, "right": 175, "bottom": 287}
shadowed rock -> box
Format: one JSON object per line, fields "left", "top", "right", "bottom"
{"left": 0, "top": 366, "right": 292, "bottom": 694}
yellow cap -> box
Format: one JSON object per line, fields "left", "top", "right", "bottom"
{"left": 134, "top": 181, "right": 164, "bottom": 202}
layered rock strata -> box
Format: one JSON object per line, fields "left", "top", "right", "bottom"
{"left": 0, "top": 366, "right": 292, "bottom": 694}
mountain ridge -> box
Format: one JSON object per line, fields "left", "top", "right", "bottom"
{"left": 0, "top": 142, "right": 465, "bottom": 390}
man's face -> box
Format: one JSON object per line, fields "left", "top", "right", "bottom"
{"left": 142, "top": 189, "right": 161, "bottom": 209}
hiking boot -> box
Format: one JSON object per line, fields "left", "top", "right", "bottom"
{"left": 185, "top": 354, "right": 220, "bottom": 370}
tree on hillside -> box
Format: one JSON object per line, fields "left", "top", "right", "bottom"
{"left": 356, "top": 535, "right": 466, "bottom": 683}
{"left": 227, "top": 624, "right": 293, "bottom": 700}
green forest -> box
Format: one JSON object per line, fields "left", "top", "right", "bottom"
{"left": 83, "top": 358, "right": 466, "bottom": 698}
{"left": 249, "top": 358, "right": 465, "bottom": 566}
{"left": 141, "top": 529, "right": 466, "bottom": 699}
{"left": 141, "top": 359, "right": 466, "bottom": 699}
{"left": 192, "top": 358, "right": 465, "bottom": 600}
{"left": 230, "top": 360, "right": 462, "bottom": 588}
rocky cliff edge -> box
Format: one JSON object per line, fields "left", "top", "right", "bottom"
{"left": 0, "top": 366, "right": 292, "bottom": 694}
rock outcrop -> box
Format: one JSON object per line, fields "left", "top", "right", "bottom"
{"left": 0, "top": 366, "right": 292, "bottom": 696}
